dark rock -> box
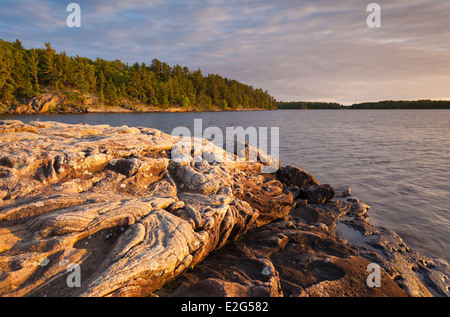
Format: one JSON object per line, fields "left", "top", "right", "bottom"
{"left": 108, "top": 157, "right": 140, "bottom": 176}
{"left": 276, "top": 165, "right": 319, "bottom": 188}
{"left": 233, "top": 174, "right": 293, "bottom": 227}
{"left": 156, "top": 206, "right": 406, "bottom": 298}
{"left": 299, "top": 184, "right": 335, "bottom": 204}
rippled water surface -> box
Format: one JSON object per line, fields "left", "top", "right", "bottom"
{"left": 3, "top": 109, "right": 450, "bottom": 264}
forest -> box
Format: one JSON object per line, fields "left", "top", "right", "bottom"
{"left": 278, "top": 100, "right": 450, "bottom": 110}
{"left": 0, "top": 39, "right": 277, "bottom": 111}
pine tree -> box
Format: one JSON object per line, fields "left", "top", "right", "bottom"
{"left": 42, "top": 42, "right": 57, "bottom": 87}
{"left": 13, "top": 39, "right": 24, "bottom": 51}
{"left": 0, "top": 45, "right": 15, "bottom": 103}
{"left": 157, "top": 82, "right": 169, "bottom": 106}
{"left": 12, "top": 50, "right": 27, "bottom": 90}
{"left": 104, "top": 79, "right": 118, "bottom": 104}
{"left": 98, "top": 71, "right": 105, "bottom": 100}
{"left": 27, "top": 48, "right": 40, "bottom": 91}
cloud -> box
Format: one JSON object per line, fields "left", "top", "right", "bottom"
{"left": 1, "top": 0, "right": 449, "bottom": 104}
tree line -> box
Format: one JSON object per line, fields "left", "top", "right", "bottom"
{"left": 0, "top": 39, "right": 276, "bottom": 110}
{"left": 277, "top": 101, "right": 342, "bottom": 110}
{"left": 348, "top": 100, "right": 450, "bottom": 109}
{"left": 278, "top": 100, "right": 450, "bottom": 110}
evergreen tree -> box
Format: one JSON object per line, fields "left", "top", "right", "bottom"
{"left": 13, "top": 39, "right": 24, "bottom": 51}
{"left": 42, "top": 42, "right": 57, "bottom": 87}
{"left": 97, "top": 71, "right": 105, "bottom": 100}
{"left": 27, "top": 48, "right": 40, "bottom": 91}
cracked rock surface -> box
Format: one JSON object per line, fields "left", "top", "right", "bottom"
{"left": 0, "top": 120, "right": 264, "bottom": 297}
{"left": 0, "top": 120, "right": 447, "bottom": 297}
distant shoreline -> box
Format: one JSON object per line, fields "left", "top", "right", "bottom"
{"left": 277, "top": 100, "right": 450, "bottom": 110}
{"left": 2, "top": 106, "right": 449, "bottom": 116}
{"left": 278, "top": 108, "right": 450, "bottom": 110}
{"left": 2, "top": 92, "right": 450, "bottom": 115}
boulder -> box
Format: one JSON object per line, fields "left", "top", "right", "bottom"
{"left": 276, "top": 165, "right": 319, "bottom": 188}
{"left": 299, "top": 184, "right": 335, "bottom": 204}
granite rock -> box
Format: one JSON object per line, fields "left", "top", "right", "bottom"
{"left": 0, "top": 120, "right": 447, "bottom": 297}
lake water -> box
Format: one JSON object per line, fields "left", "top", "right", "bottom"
{"left": 2, "top": 110, "right": 449, "bottom": 265}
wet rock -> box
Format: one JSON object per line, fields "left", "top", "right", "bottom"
{"left": 335, "top": 186, "right": 351, "bottom": 197}
{"left": 333, "top": 196, "right": 449, "bottom": 297}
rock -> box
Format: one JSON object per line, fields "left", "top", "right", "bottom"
{"left": 0, "top": 119, "right": 446, "bottom": 298}
{"left": 334, "top": 186, "right": 351, "bottom": 197}
{"left": 10, "top": 93, "right": 66, "bottom": 114}
{"left": 231, "top": 140, "right": 280, "bottom": 173}
{"left": 0, "top": 120, "right": 270, "bottom": 297}
{"left": 333, "top": 196, "right": 449, "bottom": 297}
{"left": 276, "top": 165, "right": 319, "bottom": 188}
{"left": 232, "top": 174, "right": 293, "bottom": 227}
{"left": 155, "top": 204, "right": 406, "bottom": 298}
{"left": 30, "top": 93, "right": 65, "bottom": 113}
{"left": 299, "top": 184, "right": 335, "bottom": 204}
{"left": 157, "top": 195, "right": 449, "bottom": 297}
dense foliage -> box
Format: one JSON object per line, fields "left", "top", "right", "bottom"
{"left": 0, "top": 39, "right": 276, "bottom": 110}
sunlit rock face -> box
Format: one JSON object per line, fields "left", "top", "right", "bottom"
{"left": 0, "top": 120, "right": 284, "bottom": 296}
{"left": 1, "top": 120, "right": 445, "bottom": 297}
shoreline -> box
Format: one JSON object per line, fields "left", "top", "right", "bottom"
{"left": 2, "top": 92, "right": 449, "bottom": 115}
{"left": 2, "top": 107, "right": 449, "bottom": 116}
{"left": 0, "top": 91, "right": 274, "bottom": 115}
{"left": 0, "top": 119, "right": 448, "bottom": 297}
{"left": 1, "top": 104, "right": 271, "bottom": 115}
{"left": 4, "top": 108, "right": 450, "bottom": 117}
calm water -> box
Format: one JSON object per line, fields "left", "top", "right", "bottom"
{"left": 2, "top": 110, "right": 449, "bottom": 264}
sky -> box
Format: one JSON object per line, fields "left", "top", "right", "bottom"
{"left": 1, "top": 0, "right": 449, "bottom": 105}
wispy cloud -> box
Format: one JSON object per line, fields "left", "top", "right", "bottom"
{"left": 1, "top": 0, "right": 449, "bottom": 104}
